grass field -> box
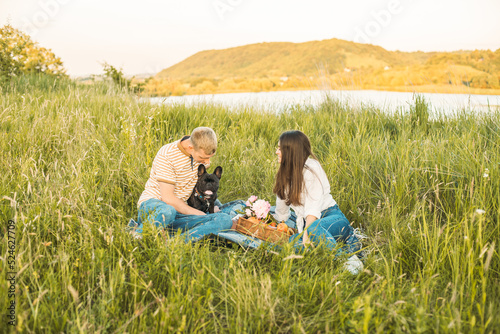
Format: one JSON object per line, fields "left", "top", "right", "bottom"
{"left": 1, "top": 75, "right": 499, "bottom": 333}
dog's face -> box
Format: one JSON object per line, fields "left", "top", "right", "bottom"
{"left": 196, "top": 165, "right": 222, "bottom": 200}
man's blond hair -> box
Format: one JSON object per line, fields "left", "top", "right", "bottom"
{"left": 191, "top": 127, "right": 217, "bottom": 155}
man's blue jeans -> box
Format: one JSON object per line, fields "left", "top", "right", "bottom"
{"left": 129, "top": 199, "right": 244, "bottom": 243}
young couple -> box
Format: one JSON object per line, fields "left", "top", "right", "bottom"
{"left": 129, "top": 127, "right": 363, "bottom": 273}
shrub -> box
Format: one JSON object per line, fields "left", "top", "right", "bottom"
{"left": 0, "top": 24, "right": 66, "bottom": 85}
{"left": 102, "top": 62, "right": 145, "bottom": 94}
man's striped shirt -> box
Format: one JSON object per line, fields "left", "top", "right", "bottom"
{"left": 137, "top": 136, "right": 207, "bottom": 208}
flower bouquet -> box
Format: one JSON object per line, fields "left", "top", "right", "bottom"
{"left": 232, "top": 196, "right": 296, "bottom": 244}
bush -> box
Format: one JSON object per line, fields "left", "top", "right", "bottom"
{"left": 102, "top": 62, "right": 144, "bottom": 94}
{"left": 0, "top": 24, "right": 66, "bottom": 85}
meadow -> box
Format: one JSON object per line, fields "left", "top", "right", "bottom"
{"left": 0, "top": 75, "right": 499, "bottom": 333}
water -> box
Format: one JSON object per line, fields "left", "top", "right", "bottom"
{"left": 148, "top": 89, "right": 500, "bottom": 115}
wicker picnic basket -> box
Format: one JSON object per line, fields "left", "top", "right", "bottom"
{"left": 232, "top": 217, "right": 296, "bottom": 245}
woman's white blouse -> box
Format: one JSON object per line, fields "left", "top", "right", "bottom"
{"left": 275, "top": 158, "right": 337, "bottom": 232}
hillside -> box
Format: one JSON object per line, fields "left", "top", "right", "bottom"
{"left": 144, "top": 38, "right": 500, "bottom": 96}
{"left": 156, "top": 38, "right": 432, "bottom": 79}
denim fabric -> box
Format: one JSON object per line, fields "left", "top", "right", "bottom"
{"left": 218, "top": 231, "right": 263, "bottom": 249}
{"left": 287, "top": 205, "right": 361, "bottom": 255}
{"left": 217, "top": 199, "right": 246, "bottom": 217}
{"left": 129, "top": 198, "right": 234, "bottom": 243}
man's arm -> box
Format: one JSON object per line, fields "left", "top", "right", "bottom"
{"left": 159, "top": 182, "right": 206, "bottom": 215}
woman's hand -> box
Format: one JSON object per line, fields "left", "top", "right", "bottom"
{"left": 303, "top": 230, "right": 313, "bottom": 247}
{"left": 302, "top": 215, "right": 317, "bottom": 248}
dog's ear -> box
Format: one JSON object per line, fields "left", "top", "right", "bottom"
{"left": 197, "top": 164, "right": 206, "bottom": 177}
{"left": 214, "top": 166, "right": 223, "bottom": 179}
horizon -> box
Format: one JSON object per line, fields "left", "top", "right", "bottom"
{"left": 74, "top": 38, "right": 500, "bottom": 79}
{"left": 1, "top": 0, "right": 499, "bottom": 77}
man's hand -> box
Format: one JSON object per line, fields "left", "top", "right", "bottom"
{"left": 213, "top": 206, "right": 220, "bottom": 213}
{"left": 159, "top": 182, "right": 206, "bottom": 215}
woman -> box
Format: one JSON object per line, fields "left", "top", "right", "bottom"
{"left": 273, "top": 130, "right": 363, "bottom": 274}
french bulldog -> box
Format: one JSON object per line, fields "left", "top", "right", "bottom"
{"left": 187, "top": 164, "right": 222, "bottom": 214}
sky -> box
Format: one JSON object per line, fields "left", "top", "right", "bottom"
{"left": 1, "top": 0, "right": 499, "bottom": 77}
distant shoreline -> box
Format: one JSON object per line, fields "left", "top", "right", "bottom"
{"left": 141, "top": 85, "right": 500, "bottom": 98}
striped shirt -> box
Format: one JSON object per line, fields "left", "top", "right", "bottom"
{"left": 137, "top": 136, "right": 208, "bottom": 208}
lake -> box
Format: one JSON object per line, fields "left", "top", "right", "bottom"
{"left": 148, "top": 89, "right": 500, "bottom": 116}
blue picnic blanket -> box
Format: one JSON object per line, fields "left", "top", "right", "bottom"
{"left": 217, "top": 230, "right": 264, "bottom": 249}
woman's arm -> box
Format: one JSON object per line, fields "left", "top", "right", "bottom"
{"left": 302, "top": 163, "right": 324, "bottom": 245}
{"left": 302, "top": 214, "right": 318, "bottom": 245}
{"left": 275, "top": 196, "right": 290, "bottom": 222}
{"left": 303, "top": 167, "right": 323, "bottom": 218}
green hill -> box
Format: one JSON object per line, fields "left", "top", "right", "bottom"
{"left": 156, "top": 38, "right": 433, "bottom": 79}
{"left": 147, "top": 38, "right": 500, "bottom": 96}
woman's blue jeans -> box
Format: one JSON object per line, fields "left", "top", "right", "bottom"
{"left": 286, "top": 205, "right": 361, "bottom": 256}
{"left": 129, "top": 199, "right": 244, "bottom": 243}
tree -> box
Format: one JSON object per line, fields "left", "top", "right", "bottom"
{"left": 0, "top": 24, "right": 66, "bottom": 83}
{"left": 102, "top": 62, "right": 128, "bottom": 88}
{"left": 101, "top": 63, "right": 145, "bottom": 94}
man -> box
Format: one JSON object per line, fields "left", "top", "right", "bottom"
{"left": 129, "top": 127, "right": 234, "bottom": 242}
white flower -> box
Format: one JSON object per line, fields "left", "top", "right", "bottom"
{"left": 476, "top": 209, "right": 486, "bottom": 215}
{"left": 483, "top": 168, "right": 489, "bottom": 178}
{"left": 97, "top": 197, "right": 103, "bottom": 202}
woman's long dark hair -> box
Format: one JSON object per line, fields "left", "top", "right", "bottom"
{"left": 273, "top": 130, "right": 317, "bottom": 206}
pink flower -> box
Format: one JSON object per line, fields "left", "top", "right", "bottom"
{"left": 245, "top": 209, "right": 252, "bottom": 217}
{"left": 252, "top": 199, "right": 271, "bottom": 219}
{"left": 246, "top": 195, "right": 258, "bottom": 207}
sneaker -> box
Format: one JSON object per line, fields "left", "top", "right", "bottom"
{"left": 352, "top": 227, "right": 368, "bottom": 240}
{"left": 130, "top": 230, "right": 142, "bottom": 240}
{"left": 127, "top": 219, "right": 143, "bottom": 240}
{"left": 344, "top": 255, "right": 363, "bottom": 275}
{"left": 352, "top": 227, "right": 368, "bottom": 258}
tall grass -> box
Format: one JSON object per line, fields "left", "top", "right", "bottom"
{"left": 0, "top": 74, "right": 499, "bottom": 333}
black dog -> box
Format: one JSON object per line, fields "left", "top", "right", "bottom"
{"left": 187, "top": 165, "right": 222, "bottom": 214}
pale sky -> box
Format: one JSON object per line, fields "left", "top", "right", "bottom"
{"left": 1, "top": 0, "right": 499, "bottom": 77}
